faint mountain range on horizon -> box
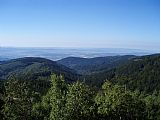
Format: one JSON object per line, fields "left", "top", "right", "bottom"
{"left": 0, "top": 47, "right": 157, "bottom": 61}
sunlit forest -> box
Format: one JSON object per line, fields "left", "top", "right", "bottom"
{"left": 0, "top": 54, "right": 160, "bottom": 120}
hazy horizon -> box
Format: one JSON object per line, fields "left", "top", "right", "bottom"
{"left": 1, "top": 46, "right": 159, "bottom": 53}
{"left": 0, "top": 47, "right": 158, "bottom": 61}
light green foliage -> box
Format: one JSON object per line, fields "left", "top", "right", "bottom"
{"left": 95, "top": 81, "right": 147, "bottom": 120}
{"left": 49, "top": 74, "right": 67, "bottom": 120}
{"left": 38, "top": 74, "right": 95, "bottom": 120}
{"left": 1, "top": 73, "right": 160, "bottom": 120}
{"left": 32, "top": 74, "right": 67, "bottom": 120}
{"left": 65, "top": 81, "right": 95, "bottom": 120}
{"left": 144, "top": 91, "right": 160, "bottom": 120}
{"left": 3, "top": 78, "right": 35, "bottom": 120}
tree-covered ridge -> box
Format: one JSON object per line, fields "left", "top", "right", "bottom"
{"left": 1, "top": 74, "right": 160, "bottom": 120}
{"left": 0, "top": 54, "right": 160, "bottom": 93}
{"left": 0, "top": 54, "right": 160, "bottom": 119}
{"left": 58, "top": 55, "right": 134, "bottom": 75}
{"left": 0, "top": 57, "right": 79, "bottom": 82}
{"left": 85, "top": 54, "right": 160, "bottom": 93}
{"left": 111, "top": 54, "right": 160, "bottom": 93}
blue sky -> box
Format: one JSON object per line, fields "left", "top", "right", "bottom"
{"left": 0, "top": 0, "right": 160, "bottom": 51}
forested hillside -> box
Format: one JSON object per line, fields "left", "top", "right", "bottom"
{"left": 0, "top": 57, "right": 80, "bottom": 119}
{"left": 1, "top": 54, "right": 160, "bottom": 93}
{"left": 111, "top": 54, "right": 160, "bottom": 93}
{"left": 0, "top": 57, "right": 78, "bottom": 82}
{"left": 58, "top": 55, "right": 134, "bottom": 75}
{"left": 0, "top": 54, "right": 160, "bottom": 119}
{"left": 85, "top": 54, "right": 160, "bottom": 93}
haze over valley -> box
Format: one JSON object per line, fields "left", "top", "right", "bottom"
{"left": 0, "top": 47, "right": 155, "bottom": 61}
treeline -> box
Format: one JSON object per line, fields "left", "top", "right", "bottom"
{"left": 1, "top": 74, "right": 160, "bottom": 120}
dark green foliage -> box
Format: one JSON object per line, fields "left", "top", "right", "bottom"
{"left": 111, "top": 54, "right": 160, "bottom": 93}
{"left": 0, "top": 54, "right": 160, "bottom": 119}
{"left": 32, "top": 92, "right": 52, "bottom": 120}
{"left": 2, "top": 77, "right": 40, "bottom": 120}
{"left": 84, "top": 54, "right": 160, "bottom": 93}
{"left": 0, "top": 88, "right": 4, "bottom": 118}
{"left": 84, "top": 69, "right": 116, "bottom": 87}
{"left": 1, "top": 74, "right": 160, "bottom": 120}
{"left": 0, "top": 57, "right": 79, "bottom": 82}
{"left": 58, "top": 56, "right": 134, "bottom": 75}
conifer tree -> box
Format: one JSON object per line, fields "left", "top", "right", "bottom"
{"left": 49, "top": 74, "right": 67, "bottom": 120}
{"left": 3, "top": 77, "right": 34, "bottom": 120}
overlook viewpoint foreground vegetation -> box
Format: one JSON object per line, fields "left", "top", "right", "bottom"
{"left": 0, "top": 54, "right": 160, "bottom": 120}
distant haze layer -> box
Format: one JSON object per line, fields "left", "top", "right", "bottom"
{"left": 0, "top": 47, "right": 155, "bottom": 61}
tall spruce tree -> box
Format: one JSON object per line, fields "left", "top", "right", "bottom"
{"left": 49, "top": 74, "right": 67, "bottom": 120}
{"left": 64, "top": 81, "right": 95, "bottom": 120}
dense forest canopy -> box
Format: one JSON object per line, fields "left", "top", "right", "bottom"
{"left": 1, "top": 74, "right": 160, "bottom": 120}
{"left": 84, "top": 54, "right": 160, "bottom": 93}
{"left": 0, "top": 57, "right": 78, "bottom": 82}
{"left": 0, "top": 54, "right": 160, "bottom": 119}
{"left": 58, "top": 55, "right": 134, "bottom": 75}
